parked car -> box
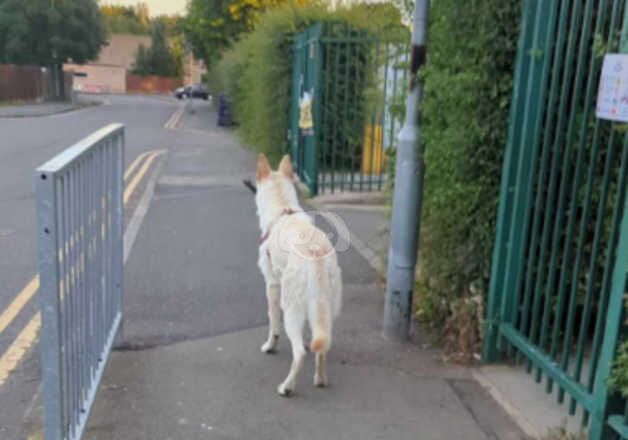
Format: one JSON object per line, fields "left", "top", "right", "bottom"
{"left": 174, "top": 86, "right": 188, "bottom": 99}
{"left": 175, "top": 84, "right": 209, "bottom": 100}
{"left": 189, "top": 84, "right": 209, "bottom": 100}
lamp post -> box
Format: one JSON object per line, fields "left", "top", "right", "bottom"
{"left": 383, "top": 0, "right": 429, "bottom": 341}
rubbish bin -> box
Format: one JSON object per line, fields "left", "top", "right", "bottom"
{"left": 217, "top": 94, "right": 233, "bottom": 127}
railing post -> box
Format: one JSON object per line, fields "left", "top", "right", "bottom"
{"left": 382, "top": 0, "right": 429, "bottom": 341}
{"left": 36, "top": 170, "right": 63, "bottom": 440}
{"left": 113, "top": 130, "right": 125, "bottom": 347}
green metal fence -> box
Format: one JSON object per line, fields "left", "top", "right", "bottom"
{"left": 289, "top": 23, "right": 408, "bottom": 195}
{"left": 483, "top": 1, "right": 628, "bottom": 438}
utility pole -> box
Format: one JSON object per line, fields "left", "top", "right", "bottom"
{"left": 383, "top": 0, "right": 429, "bottom": 341}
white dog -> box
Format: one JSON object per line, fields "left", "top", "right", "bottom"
{"left": 255, "top": 154, "right": 342, "bottom": 396}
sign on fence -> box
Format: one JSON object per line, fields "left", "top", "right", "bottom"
{"left": 596, "top": 54, "right": 628, "bottom": 122}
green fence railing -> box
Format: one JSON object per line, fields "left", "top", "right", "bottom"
{"left": 289, "top": 23, "right": 408, "bottom": 195}
{"left": 483, "top": 1, "right": 628, "bottom": 439}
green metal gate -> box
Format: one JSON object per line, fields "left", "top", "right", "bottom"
{"left": 483, "top": 1, "right": 628, "bottom": 438}
{"left": 289, "top": 23, "right": 408, "bottom": 195}
{"left": 290, "top": 24, "right": 323, "bottom": 193}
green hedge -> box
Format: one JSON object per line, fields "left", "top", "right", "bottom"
{"left": 210, "top": 1, "right": 405, "bottom": 162}
{"left": 416, "top": 0, "right": 521, "bottom": 344}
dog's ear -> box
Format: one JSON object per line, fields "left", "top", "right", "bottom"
{"left": 278, "top": 154, "right": 293, "bottom": 178}
{"left": 256, "top": 154, "right": 271, "bottom": 182}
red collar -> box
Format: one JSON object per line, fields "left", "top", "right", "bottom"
{"left": 259, "top": 208, "right": 298, "bottom": 246}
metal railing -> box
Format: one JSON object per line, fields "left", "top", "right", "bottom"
{"left": 289, "top": 23, "right": 408, "bottom": 195}
{"left": 36, "top": 124, "right": 125, "bottom": 440}
{"left": 482, "top": 1, "right": 628, "bottom": 439}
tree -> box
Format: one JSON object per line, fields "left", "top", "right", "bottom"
{"left": 184, "top": 0, "right": 290, "bottom": 69}
{"left": 0, "top": 0, "right": 106, "bottom": 97}
{"left": 132, "top": 21, "right": 180, "bottom": 77}
{"left": 100, "top": 4, "right": 151, "bottom": 35}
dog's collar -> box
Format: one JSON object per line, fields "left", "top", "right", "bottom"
{"left": 259, "top": 208, "right": 299, "bottom": 246}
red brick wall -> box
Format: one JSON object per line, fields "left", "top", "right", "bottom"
{"left": 126, "top": 73, "right": 181, "bottom": 94}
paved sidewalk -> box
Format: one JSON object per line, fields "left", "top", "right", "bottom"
{"left": 41, "top": 104, "right": 525, "bottom": 439}
{"left": 0, "top": 97, "right": 99, "bottom": 118}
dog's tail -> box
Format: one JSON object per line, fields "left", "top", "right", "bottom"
{"left": 307, "top": 256, "right": 341, "bottom": 354}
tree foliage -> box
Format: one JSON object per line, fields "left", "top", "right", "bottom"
{"left": 100, "top": 3, "right": 151, "bottom": 35}
{"left": 184, "top": 0, "right": 295, "bottom": 69}
{"left": 132, "top": 21, "right": 180, "bottom": 77}
{"left": 0, "top": 0, "right": 105, "bottom": 66}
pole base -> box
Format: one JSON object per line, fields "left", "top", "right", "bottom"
{"left": 382, "top": 265, "right": 414, "bottom": 342}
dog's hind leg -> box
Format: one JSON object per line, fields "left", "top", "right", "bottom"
{"left": 277, "top": 307, "right": 306, "bottom": 397}
{"left": 261, "top": 282, "right": 280, "bottom": 353}
{"left": 314, "top": 352, "right": 328, "bottom": 387}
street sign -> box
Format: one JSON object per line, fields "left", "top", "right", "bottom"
{"left": 596, "top": 54, "right": 628, "bottom": 122}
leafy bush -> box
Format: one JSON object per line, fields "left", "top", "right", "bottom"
{"left": 211, "top": 1, "right": 406, "bottom": 162}
{"left": 416, "top": 0, "right": 520, "bottom": 344}
{"left": 610, "top": 339, "right": 628, "bottom": 397}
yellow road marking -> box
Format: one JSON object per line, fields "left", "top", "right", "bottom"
{"left": 0, "top": 277, "right": 38, "bottom": 335}
{"left": 0, "top": 148, "right": 165, "bottom": 386}
{"left": 124, "top": 151, "right": 152, "bottom": 181}
{"left": 123, "top": 150, "right": 164, "bottom": 204}
{"left": 0, "top": 313, "right": 41, "bottom": 386}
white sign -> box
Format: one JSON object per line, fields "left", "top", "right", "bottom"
{"left": 596, "top": 54, "right": 628, "bottom": 122}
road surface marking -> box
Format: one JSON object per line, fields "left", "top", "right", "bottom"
{"left": 124, "top": 157, "right": 164, "bottom": 263}
{"left": 0, "top": 277, "right": 38, "bottom": 335}
{"left": 0, "top": 314, "right": 41, "bottom": 386}
{"left": 0, "top": 150, "right": 165, "bottom": 387}
{"left": 123, "top": 150, "right": 165, "bottom": 204}
{"left": 164, "top": 103, "right": 185, "bottom": 130}
{"left": 124, "top": 151, "right": 152, "bottom": 181}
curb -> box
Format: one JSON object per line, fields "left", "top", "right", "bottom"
{"left": 0, "top": 101, "right": 101, "bottom": 118}
{"left": 471, "top": 368, "right": 540, "bottom": 439}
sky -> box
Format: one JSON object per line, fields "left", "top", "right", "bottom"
{"left": 100, "top": 0, "right": 187, "bottom": 17}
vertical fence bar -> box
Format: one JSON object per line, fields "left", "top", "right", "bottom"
{"left": 341, "top": 30, "right": 351, "bottom": 192}
{"left": 78, "top": 159, "right": 87, "bottom": 410}
{"left": 355, "top": 36, "right": 364, "bottom": 193}
{"left": 320, "top": 39, "right": 331, "bottom": 193}
{"left": 552, "top": 0, "right": 603, "bottom": 404}
{"left": 68, "top": 166, "right": 77, "bottom": 439}
{"left": 529, "top": 0, "right": 585, "bottom": 377}
{"left": 378, "top": 42, "right": 390, "bottom": 192}
{"left": 588, "top": 136, "right": 628, "bottom": 440}
{"left": 483, "top": 0, "right": 539, "bottom": 361}
{"left": 113, "top": 133, "right": 124, "bottom": 336}
{"left": 569, "top": 117, "right": 611, "bottom": 419}
{"left": 498, "top": 0, "right": 557, "bottom": 357}
{"left": 61, "top": 174, "right": 71, "bottom": 434}
{"left": 331, "top": 42, "right": 341, "bottom": 194}
{"left": 517, "top": 0, "right": 573, "bottom": 348}
{"left": 546, "top": 0, "right": 595, "bottom": 395}
{"left": 37, "top": 170, "right": 63, "bottom": 440}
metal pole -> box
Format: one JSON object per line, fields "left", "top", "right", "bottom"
{"left": 383, "top": 0, "right": 429, "bottom": 341}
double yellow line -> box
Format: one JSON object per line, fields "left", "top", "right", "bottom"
{"left": 0, "top": 149, "right": 164, "bottom": 386}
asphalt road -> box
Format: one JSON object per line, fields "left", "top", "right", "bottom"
{"left": 0, "top": 94, "right": 183, "bottom": 437}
